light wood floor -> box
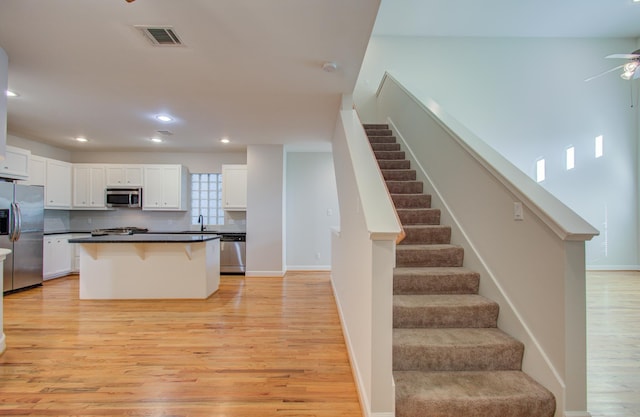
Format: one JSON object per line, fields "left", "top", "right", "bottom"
{"left": 587, "top": 270, "right": 640, "bottom": 417}
{"left": 0, "top": 272, "right": 362, "bottom": 417}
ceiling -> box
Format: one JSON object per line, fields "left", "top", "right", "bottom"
{"left": 1, "top": 0, "right": 639, "bottom": 154}
{"left": 0, "top": 0, "right": 380, "bottom": 152}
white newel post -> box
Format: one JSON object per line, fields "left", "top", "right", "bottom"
{"left": 0, "top": 249, "right": 11, "bottom": 355}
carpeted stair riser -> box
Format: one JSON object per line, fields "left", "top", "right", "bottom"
{"left": 378, "top": 160, "right": 411, "bottom": 170}
{"left": 394, "top": 267, "right": 480, "bottom": 295}
{"left": 386, "top": 181, "right": 423, "bottom": 194}
{"left": 365, "top": 128, "right": 393, "bottom": 136}
{"left": 401, "top": 225, "right": 451, "bottom": 245}
{"left": 371, "top": 143, "right": 401, "bottom": 152}
{"left": 375, "top": 150, "right": 406, "bottom": 160}
{"left": 396, "top": 244, "right": 463, "bottom": 267}
{"left": 382, "top": 169, "right": 417, "bottom": 181}
{"left": 394, "top": 371, "right": 556, "bottom": 417}
{"left": 393, "top": 328, "right": 524, "bottom": 371}
{"left": 393, "top": 294, "right": 499, "bottom": 328}
{"left": 392, "top": 194, "right": 431, "bottom": 208}
{"left": 397, "top": 208, "right": 440, "bottom": 225}
{"left": 368, "top": 136, "right": 397, "bottom": 144}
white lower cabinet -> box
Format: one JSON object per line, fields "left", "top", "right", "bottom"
{"left": 70, "top": 233, "right": 91, "bottom": 273}
{"left": 43, "top": 234, "right": 72, "bottom": 280}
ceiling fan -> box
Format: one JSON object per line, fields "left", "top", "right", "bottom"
{"left": 585, "top": 49, "right": 640, "bottom": 82}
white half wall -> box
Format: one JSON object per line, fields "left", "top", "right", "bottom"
{"left": 355, "top": 36, "right": 638, "bottom": 269}
{"left": 285, "top": 152, "right": 339, "bottom": 270}
{"left": 246, "top": 145, "right": 285, "bottom": 276}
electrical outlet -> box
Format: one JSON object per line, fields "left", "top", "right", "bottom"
{"left": 315, "top": 252, "right": 321, "bottom": 260}
{"left": 513, "top": 202, "right": 524, "bottom": 221}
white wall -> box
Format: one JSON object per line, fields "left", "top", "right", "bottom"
{"left": 8, "top": 134, "right": 71, "bottom": 161}
{"left": 355, "top": 36, "right": 638, "bottom": 268}
{"left": 285, "top": 152, "right": 339, "bottom": 270}
{"left": 246, "top": 145, "right": 285, "bottom": 276}
{"left": 0, "top": 47, "right": 7, "bottom": 159}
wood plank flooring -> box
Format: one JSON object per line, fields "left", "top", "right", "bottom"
{"left": 0, "top": 272, "right": 362, "bottom": 417}
{"left": 587, "top": 270, "right": 640, "bottom": 417}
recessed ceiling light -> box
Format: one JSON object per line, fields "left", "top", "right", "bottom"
{"left": 150, "top": 137, "right": 163, "bottom": 143}
{"left": 220, "top": 138, "right": 230, "bottom": 144}
{"left": 75, "top": 137, "right": 88, "bottom": 143}
{"left": 155, "top": 114, "right": 173, "bottom": 122}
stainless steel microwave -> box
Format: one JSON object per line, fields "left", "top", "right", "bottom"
{"left": 105, "top": 187, "right": 142, "bottom": 208}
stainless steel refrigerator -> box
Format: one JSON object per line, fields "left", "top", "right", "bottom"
{"left": 0, "top": 181, "right": 44, "bottom": 293}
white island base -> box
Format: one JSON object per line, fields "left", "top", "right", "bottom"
{"left": 76, "top": 238, "right": 220, "bottom": 300}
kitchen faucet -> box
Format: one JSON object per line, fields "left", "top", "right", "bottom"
{"left": 198, "top": 214, "right": 205, "bottom": 232}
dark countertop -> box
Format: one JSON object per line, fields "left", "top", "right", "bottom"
{"left": 68, "top": 234, "right": 220, "bottom": 243}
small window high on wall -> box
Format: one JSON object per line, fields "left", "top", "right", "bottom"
{"left": 566, "top": 146, "right": 575, "bottom": 170}
{"left": 536, "top": 158, "right": 546, "bottom": 183}
{"left": 595, "top": 135, "right": 604, "bottom": 158}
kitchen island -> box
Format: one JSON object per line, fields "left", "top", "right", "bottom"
{"left": 68, "top": 234, "right": 220, "bottom": 300}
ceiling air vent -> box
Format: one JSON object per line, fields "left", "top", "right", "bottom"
{"left": 136, "top": 26, "right": 184, "bottom": 46}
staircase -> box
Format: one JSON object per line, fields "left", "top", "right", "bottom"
{"left": 364, "top": 124, "right": 556, "bottom": 417}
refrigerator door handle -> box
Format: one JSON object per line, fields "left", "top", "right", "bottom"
{"left": 9, "top": 202, "right": 22, "bottom": 242}
{"left": 14, "top": 202, "right": 22, "bottom": 241}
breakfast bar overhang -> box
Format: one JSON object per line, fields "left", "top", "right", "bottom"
{"left": 68, "top": 234, "right": 220, "bottom": 300}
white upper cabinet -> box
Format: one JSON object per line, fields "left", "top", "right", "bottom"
{"left": 222, "top": 164, "right": 247, "bottom": 211}
{"left": 45, "top": 159, "right": 72, "bottom": 209}
{"left": 142, "top": 165, "right": 188, "bottom": 211}
{"left": 72, "top": 164, "right": 106, "bottom": 209}
{"left": 105, "top": 165, "right": 143, "bottom": 187}
{"left": 0, "top": 145, "right": 30, "bottom": 180}
{"left": 25, "top": 155, "right": 46, "bottom": 186}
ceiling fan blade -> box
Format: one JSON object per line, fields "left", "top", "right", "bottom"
{"left": 584, "top": 64, "right": 625, "bottom": 82}
{"left": 606, "top": 53, "right": 640, "bottom": 59}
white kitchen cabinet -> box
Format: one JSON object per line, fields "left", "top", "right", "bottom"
{"left": 70, "top": 233, "right": 91, "bottom": 273}
{"left": 222, "top": 164, "right": 247, "bottom": 210}
{"left": 105, "top": 165, "right": 143, "bottom": 186}
{"left": 43, "top": 234, "right": 72, "bottom": 280}
{"left": 26, "top": 155, "right": 46, "bottom": 186}
{"left": 142, "top": 164, "right": 188, "bottom": 211}
{"left": 0, "top": 145, "right": 30, "bottom": 180}
{"left": 73, "top": 164, "right": 106, "bottom": 209}
{"left": 45, "top": 159, "right": 72, "bottom": 209}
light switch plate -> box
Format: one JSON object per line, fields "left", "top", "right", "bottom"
{"left": 513, "top": 202, "right": 524, "bottom": 221}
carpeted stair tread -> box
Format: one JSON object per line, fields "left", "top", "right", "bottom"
{"left": 382, "top": 169, "right": 417, "bottom": 181}
{"left": 397, "top": 208, "right": 440, "bottom": 225}
{"left": 378, "top": 159, "right": 411, "bottom": 169}
{"left": 392, "top": 194, "right": 432, "bottom": 209}
{"left": 396, "top": 244, "right": 464, "bottom": 267}
{"left": 394, "top": 294, "right": 499, "bottom": 328}
{"left": 368, "top": 136, "right": 397, "bottom": 144}
{"left": 394, "top": 267, "right": 480, "bottom": 295}
{"left": 386, "top": 180, "right": 423, "bottom": 194}
{"left": 371, "top": 142, "right": 401, "bottom": 151}
{"left": 394, "top": 370, "right": 556, "bottom": 417}
{"left": 375, "top": 150, "right": 406, "bottom": 160}
{"left": 365, "top": 128, "right": 392, "bottom": 136}
{"left": 393, "top": 328, "right": 524, "bottom": 371}
{"left": 401, "top": 225, "right": 451, "bottom": 245}
{"left": 363, "top": 123, "right": 389, "bottom": 129}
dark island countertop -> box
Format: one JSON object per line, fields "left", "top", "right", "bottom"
{"left": 68, "top": 234, "right": 220, "bottom": 244}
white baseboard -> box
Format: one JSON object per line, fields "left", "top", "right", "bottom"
{"left": 587, "top": 265, "right": 640, "bottom": 271}
{"left": 565, "top": 411, "right": 591, "bottom": 417}
{"left": 0, "top": 332, "right": 6, "bottom": 356}
{"left": 245, "top": 270, "right": 285, "bottom": 277}
{"left": 286, "top": 265, "right": 331, "bottom": 271}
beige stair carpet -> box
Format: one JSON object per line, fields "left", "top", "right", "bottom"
{"left": 364, "top": 123, "right": 556, "bottom": 417}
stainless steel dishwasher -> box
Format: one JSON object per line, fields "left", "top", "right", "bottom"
{"left": 219, "top": 233, "right": 246, "bottom": 274}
